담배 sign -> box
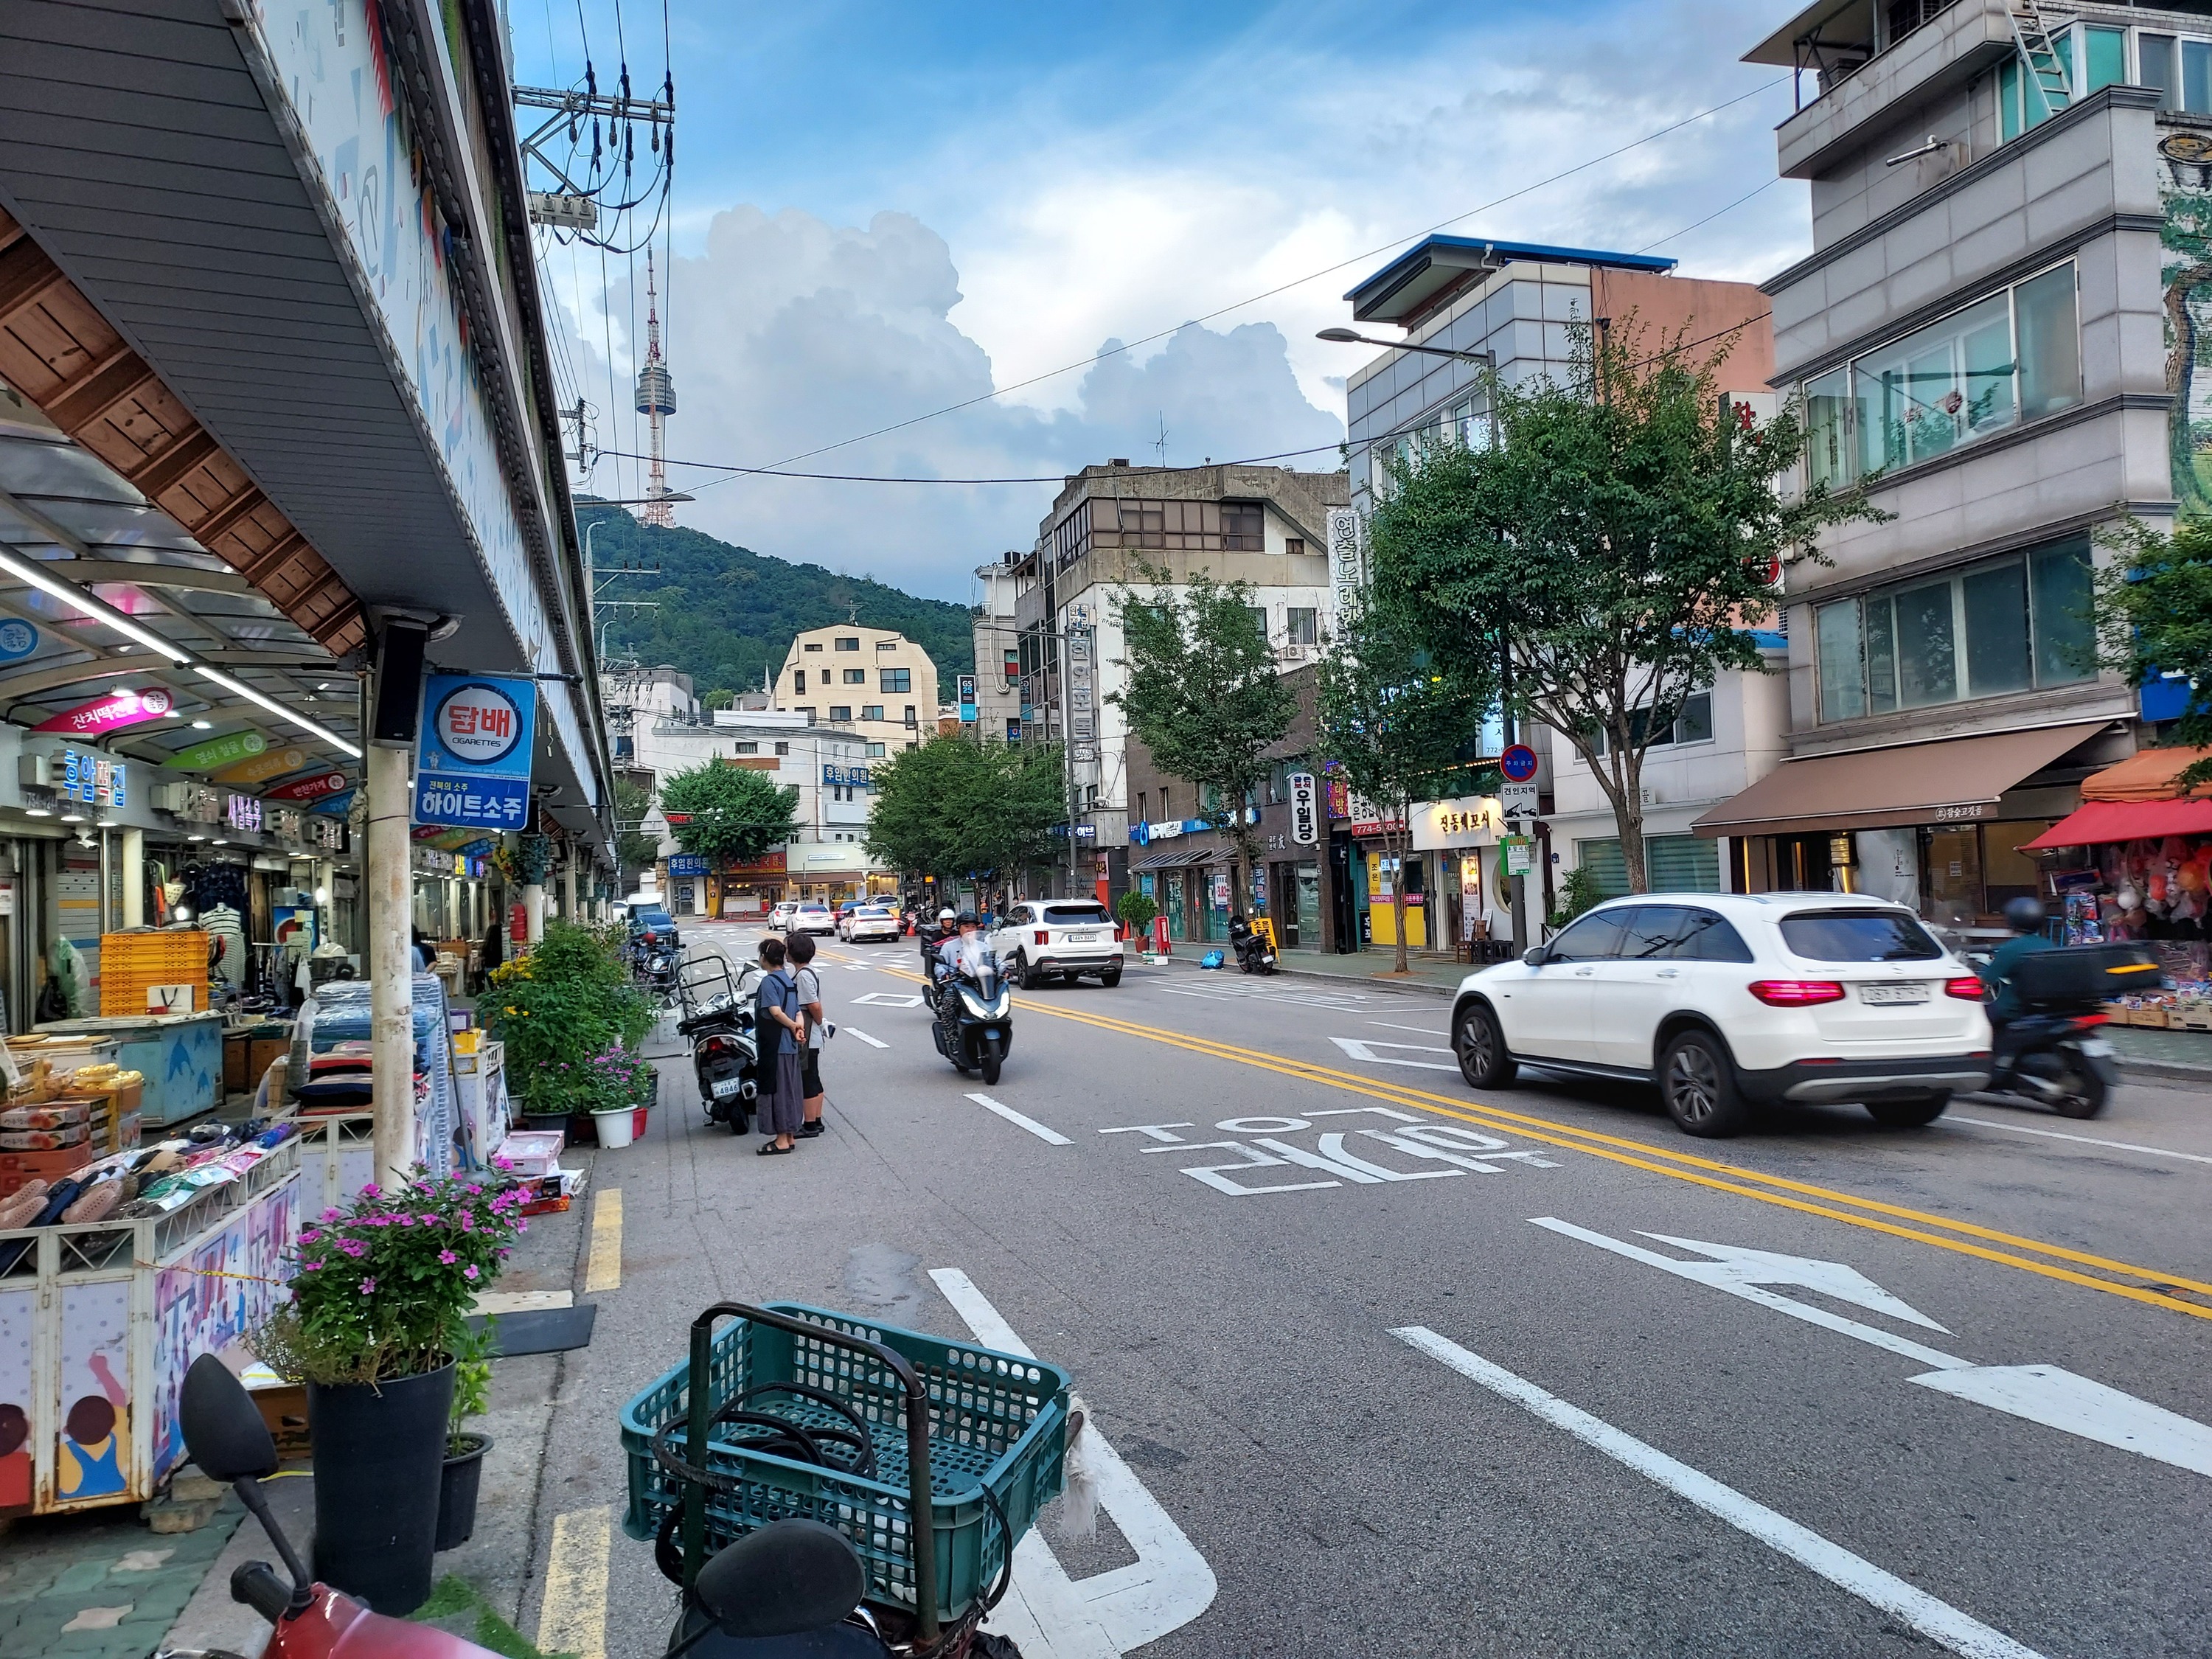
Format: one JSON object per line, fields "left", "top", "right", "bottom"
{"left": 413, "top": 673, "right": 537, "bottom": 830}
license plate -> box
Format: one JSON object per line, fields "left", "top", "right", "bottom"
{"left": 1859, "top": 983, "right": 1929, "bottom": 1005}
{"left": 2078, "top": 1038, "right": 2114, "bottom": 1057}
{"left": 1065, "top": 930, "right": 1098, "bottom": 943}
{"left": 710, "top": 1077, "right": 744, "bottom": 1099}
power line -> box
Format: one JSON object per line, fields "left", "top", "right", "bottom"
{"left": 590, "top": 439, "right": 1350, "bottom": 484}
{"left": 1634, "top": 175, "right": 1783, "bottom": 255}
{"left": 689, "top": 73, "right": 1792, "bottom": 493}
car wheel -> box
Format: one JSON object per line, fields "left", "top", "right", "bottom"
{"left": 1101, "top": 964, "right": 1122, "bottom": 987}
{"left": 1865, "top": 1092, "right": 1949, "bottom": 1128}
{"left": 1454, "top": 1004, "right": 1517, "bottom": 1090}
{"left": 1015, "top": 953, "right": 1043, "bottom": 990}
{"left": 1660, "top": 1030, "right": 1749, "bottom": 1138}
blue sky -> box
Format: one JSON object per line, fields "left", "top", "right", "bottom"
{"left": 516, "top": 1, "right": 1811, "bottom": 599}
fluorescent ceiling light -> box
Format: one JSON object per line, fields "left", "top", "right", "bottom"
{"left": 195, "top": 665, "right": 362, "bottom": 758}
{"left": 0, "top": 546, "right": 191, "bottom": 661}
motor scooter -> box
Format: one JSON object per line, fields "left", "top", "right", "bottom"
{"left": 931, "top": 936, "right": 1012, "bottom": 1085}
{"left": 173, "top": 1354, "right": 504, "bottom": 1659}
{"left": 676, "top": 956, "right": 759, "bottom": 1135}
{"left": 1228, "top": 918, "right": 1277, "bottom": 975}
{"left": 175, "top": 1354, "right": 938, "bottom": 1659}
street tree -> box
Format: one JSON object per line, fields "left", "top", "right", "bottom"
{"left": 658, "top": 761, "right": 799, "bottom": 866}
{"left": 1315, "top": 601, "right": 1500, "bottom": 972}
{"left": 864, "top": 735, "right": 1066, "bottom": 887}
{"left": 1110, "top": 564, "right": 1295, "bottom": 913}
{"left": 2092, "top": 516, "right": 2212, "bottom": 790}
{"left": 612, "top": 776, "right": 661, "bottom": 890}
{"left": 1369, "top": 316, "right": 1882, "bottom": 894}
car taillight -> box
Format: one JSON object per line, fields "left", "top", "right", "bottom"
{"left": 1944, "top": 976, "right": 1986, "bottom": 1001}
{"left": 1035, "top": 929, "right": 1049, "bottom": 945}
{"left": 1747, "top": 978, "right": 1846, "bottom": 1006}
{"left": 2070, "top": 1012, "right": 2109, "bottom": 1029}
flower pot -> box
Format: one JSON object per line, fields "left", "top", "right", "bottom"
{"left": 591, "top": 1105, "right": 636, "bottom": 1149}
{"left": 308, "top": 1362, "right": 455, "bottom": 1615}
{"left": 435, "top": 1431, "right": 493, "bottom": 1551}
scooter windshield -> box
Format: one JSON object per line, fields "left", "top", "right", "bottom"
{"left": 956, "top": 936, "right": 995, "bottom": 981}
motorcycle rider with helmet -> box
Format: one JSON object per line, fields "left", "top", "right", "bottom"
{"left": 1978, "top": 894, "right": 2056, "bottom": 1063}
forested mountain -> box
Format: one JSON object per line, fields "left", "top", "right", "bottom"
{"left": 578, "top": 505, "right": 976, "bottom": 697}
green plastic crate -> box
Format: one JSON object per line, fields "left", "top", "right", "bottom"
{"left": 620, "top": 1301, "right": 1071, "bottom": 1621}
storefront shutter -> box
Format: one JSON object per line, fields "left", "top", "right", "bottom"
{"left": 1646, "top": 834, "right": 1722, "bottom": 892}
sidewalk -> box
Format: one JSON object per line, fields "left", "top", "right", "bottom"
{"left": 1140, "top": 942, "right": 1467, "bottom": 995}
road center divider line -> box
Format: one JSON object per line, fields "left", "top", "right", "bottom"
{"left": 1394, "top": 1329, "right": 2048, "bottom": 1659}
{"left": 875, "top": 965, "right": 2212, "bottom": 1319}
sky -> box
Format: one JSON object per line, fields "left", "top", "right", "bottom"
{"left": 515, "top": 0, "right": 1813, "bottom": 602}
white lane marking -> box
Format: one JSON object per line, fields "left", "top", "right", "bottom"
{"left": 1368, "top": 1020, "right": 1445, "bottom": 1036}
{"left": 844, "top": 1027, "right": 888, "bottom": 1048}
{"left": 1394, "top": 1329, "right": 2048, "bottom": 1659}
{"left": 929, "top": 1269, "right": 1217, "bottom": 1658}
{"left": 1637, "top": 1229, "right": 1950, "bottom": 1331}
{"left": 966, "top": 1093, "right": 1074, "bottom": 1147}
{"left": 1947, "top": 1114, "right": 2212, "bottom": 1167}
{"left": 1329, "top": 1034, "right": 1458, "bottom": 1072}
{"left": 1536, "top": 1217, "right": 2212, "bottom": 1478}
{"left": 852, "top": 992, "right": 924, "bottom": 1007}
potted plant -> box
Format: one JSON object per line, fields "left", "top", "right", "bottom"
{"left": 579, "top": 1040, "right": 656, "bottom": 1149}
{"left": 482, "top": 920, "right": 653, "bottom": 1127}
{"left": 1116, "top": 889, "right": 1161, "bottom": 955}
{"left": 435, "top": 1329, "right": 494, "bottom": 1552}
{"left": 255, "top": 1173, "right": 526, "bottom": 1614}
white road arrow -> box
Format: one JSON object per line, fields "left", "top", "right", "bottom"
{"left": 1636, "top": 1231, "right": 1949, "bottom": 1331}
{"left": 1534, "top": 1217, "right": 2212, "bottom": 1480}
{"left": 929, "top": 1268, "right": 1217, "bottom": 1658}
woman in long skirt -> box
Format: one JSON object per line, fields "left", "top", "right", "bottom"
{"left": 754, "top": 936, "right": 806, "bottom": 1155}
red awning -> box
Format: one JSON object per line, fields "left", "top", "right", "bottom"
{"left": 2021, "top": 799, "right": 2212, "bottom": 849}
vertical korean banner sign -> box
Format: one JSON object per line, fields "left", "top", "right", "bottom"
{"left": 413, "top": 673, "right": 538, "bottom": 830}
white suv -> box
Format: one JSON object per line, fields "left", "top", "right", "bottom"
{"left": 991, "top": 900, "right": 1124, "bottom": 988}
{"left": 1450, "top": 892, "right": 1992, "bottom": 1138}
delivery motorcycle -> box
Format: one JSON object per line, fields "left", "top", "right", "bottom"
{"left": 1975, "top": 941, "right": 2157, "bottom": 1119}
{"left": 931, "top": 935, "right": 1013, "bottom": 1085}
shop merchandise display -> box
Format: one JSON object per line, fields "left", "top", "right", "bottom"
{"left": 291, "top": 975, "right": 456, "bottom": 1175}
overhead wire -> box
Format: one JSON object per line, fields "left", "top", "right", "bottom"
{"left": 684, "top": 72, "right": 1793, "bottom": 493}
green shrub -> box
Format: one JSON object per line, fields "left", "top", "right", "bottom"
{"left": 480, "top": 921, "right": 653, "bottom": 1111}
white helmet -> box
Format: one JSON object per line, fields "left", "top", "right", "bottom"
{"left": 938, "top": 908, "right": 957, "bottom": 923}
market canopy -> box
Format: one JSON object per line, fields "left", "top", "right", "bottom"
{"left": 2020, "top": 746, "right": 2212, "bottom": 849}
{"left": 1691, "top": 722, "right": 2112, "bottom": 838}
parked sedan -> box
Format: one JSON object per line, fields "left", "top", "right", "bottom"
{"left": 838, "top": 905, "right": 902, "bottom": 942}
{"left": 792, "top": 901, "right": 838, "bottom": 936}
{"left": 1450, "top": 891, "right": 1992, "bottom": 1138}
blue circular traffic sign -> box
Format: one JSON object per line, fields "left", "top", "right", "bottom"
{"left": 1499, "top": 743, "right": 1539, "bottom": 783}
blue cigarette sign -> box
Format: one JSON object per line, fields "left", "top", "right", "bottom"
{"left": 414, "top": 672, "right": 538, "bottom": 830}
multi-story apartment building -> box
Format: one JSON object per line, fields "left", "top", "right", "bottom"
{"left": 970, "top": 554, "right": 1026, "bottom": 745}
{"left": 1010, "top": 462, "right": 1349, "bottom": 895}
{"left": 1696, "top": 1, "right": 2171, "bottom": 922}
{"left": 1333, "top": 238, "right": 1775, "bottom": 934}
{"left": 771, "top": 625, "right": 942, "bottom": 760}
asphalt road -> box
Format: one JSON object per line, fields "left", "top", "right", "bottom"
{"left": 523, "top": 920, "right": 2212, "bottom": 1659}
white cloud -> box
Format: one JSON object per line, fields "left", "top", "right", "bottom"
{"left": 558, "top": 205, "right": 1346, "bottom": 599}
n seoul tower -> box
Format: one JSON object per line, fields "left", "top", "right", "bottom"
{"left": 634, "top": 250, "right": 677, "bottom": 527}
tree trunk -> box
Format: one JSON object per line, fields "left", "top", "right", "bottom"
{"left": 1618, "top": 749, "right": 1649, "bottom": 894}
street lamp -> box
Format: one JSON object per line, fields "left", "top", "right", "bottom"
{"left": 1315, "top": 329, "right": 1500, "bottom": 450}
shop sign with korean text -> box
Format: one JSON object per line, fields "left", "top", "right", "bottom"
{"left": 38, "top": 686, "right": 173, "bottom": 737}
{"left": 167, "top": 728, "right": 266, "bottom": 771}
{"left": 268, "top": 768, "right": 349, "bottom": 804}
{"left": 217, "top": 745, "right": 310, "bottom": 787}
{"left": 1289, "top": 772, "right": 1318, "bottom": 845}
{"left": 60, "top": 748, "right": 126, "bottom": 809}
{"left": 414, "top": 673, "right": 537, "bottom": 830}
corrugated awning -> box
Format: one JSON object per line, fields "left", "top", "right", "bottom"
{"left": 1130, "top": 848, "right": 1211, "bottom": 872}
{"left": 2077, "top": 745, "right": 2212, "bottom": 803}
{"left": 2023, "top": 799, "right": 2212, "bottom": 849}
{"left": 1691, "top": 722, "right": 2110, "bottom": 838}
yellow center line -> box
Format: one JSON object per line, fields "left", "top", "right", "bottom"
{"left": 883, "top": 964, "right": 2212, "bottom": 1322}
{"left": 537, "top": 1505, "right": 611, "bottom": 1659}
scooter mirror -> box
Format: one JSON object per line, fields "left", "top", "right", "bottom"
{"left": 694, "top": 1518, "right": 865, "bottom": 1638}
{"left": 180, "top": 1354, "right": 279, "bottom": 1483}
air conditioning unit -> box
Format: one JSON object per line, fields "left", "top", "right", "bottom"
{"left": 149, "top": 782, "right": 191, "bottom": 813}
{"left": 16, "top": 754, "right": 49, "bottom": 789}
{"left": 1277, "top": 644, "right": 1309, "bottom": 663}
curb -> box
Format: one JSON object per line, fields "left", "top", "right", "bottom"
{"left": 1132, "top": 952, "right": 1462, "bottom": 998}
{"left": 2112, "top": 1057, "right": 2212, "bottom": 1086}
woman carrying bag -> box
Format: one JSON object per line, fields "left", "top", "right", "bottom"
{"left": 753, "top": 936, "right": 806, "bottom": 1155}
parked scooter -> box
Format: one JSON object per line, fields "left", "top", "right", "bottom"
{"left": 676, "top": 956, "right": 759, "bottom": 1135}
{"left": 931, "top": 934, "right": 1013, "bottom": 1085}
{"left": 1974, "top": 939, "right": 2157, "bottom": 1119}
{"left": 175, "top": 1353, "right": 504, "bottom": 1659}
{"left": 1227, "top": 915, "right": 1277, "bottom": 975}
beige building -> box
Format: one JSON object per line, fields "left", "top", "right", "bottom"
{"left": 771, "top": 625, "right": 942, "bottom": 759}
